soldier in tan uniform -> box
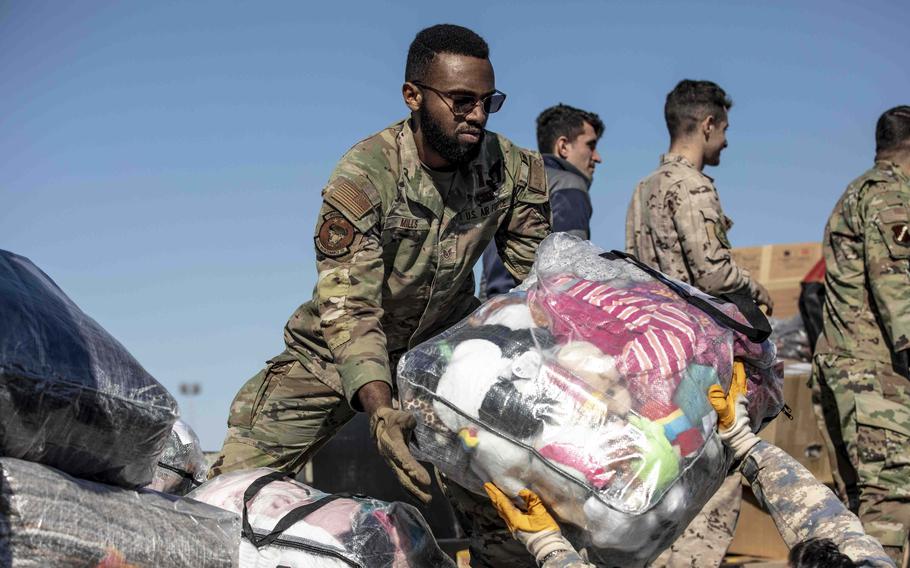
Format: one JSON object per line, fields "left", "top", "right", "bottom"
{"left": 626, "top": 79, "right": 773, "bottom": 567}
{"left": 210, "top": 24, "right": 551, "bottom": 567}
{"left": 813, "top": 105, "right": 910, "bottom": 567}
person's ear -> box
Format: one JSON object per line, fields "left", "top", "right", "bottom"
{"left": 403, "top": 82, "right": 422, "bottom": 113}
{"left": 702, "top": 115, "right": 716, "bottom": 141}
{"left": 554, "top": 136, "right": 571, "bottom": 159}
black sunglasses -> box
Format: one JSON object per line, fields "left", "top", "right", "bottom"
{"left": 412, "top": 81, "right": 507, "bottom": 117}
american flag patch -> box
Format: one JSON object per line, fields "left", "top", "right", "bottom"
{"left": 330, "top": 178, "right": 374, "bottom": 219}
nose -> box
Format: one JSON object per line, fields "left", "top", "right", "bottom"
{"left": 465, "top": 101, "right": 487, "bottom": 125}
{"left": 593, "top": 150, "right": 602, "bottom": 163}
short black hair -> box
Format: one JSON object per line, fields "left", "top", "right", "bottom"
{"left": 536, "top": 104, "right": 605, "bottom": 154}
{"left": 788, "top": 538, "right": 855, "bottom": 568}
{"left": 664, "top": 79, "right": 733, "bottom": 140}
{"left": 405, "top": 24, "right": 489, "bottom": 83}
{"left": 875, "top": 105, "right": 910, "bottom": 156}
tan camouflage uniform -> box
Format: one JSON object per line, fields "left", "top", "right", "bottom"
{"left": 812, "top": 160, "right": 910, "bottom": 566}
{"left": 210, "top": 118, "right": 550, "bottom": 567}
{"left": 742, "top": 440, "right": 895, "bottom": 567}
{"left": 627, "top": 153, "right": 759, "bottom": 567}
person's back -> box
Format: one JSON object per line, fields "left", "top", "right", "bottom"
{"left": 812, "top": 105, "right": 910, "bottom": 567}
{"left": 482, "top": 104, "right": 602, "bottom": 298}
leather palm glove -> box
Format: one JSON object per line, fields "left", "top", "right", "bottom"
{"left": 708, "top": 361, "right": 761, "bottom": 462}
{"left": 484, "top": 483, "right": 579, "bottom": 565}
{"left": 750, "top": 281, "right": 774, "bottom": 316}
{"left": 369, "top": 407, "right": 433, "bottom": 503}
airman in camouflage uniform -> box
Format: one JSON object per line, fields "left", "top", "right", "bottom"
{"left": 210, "top": 25, "right": 550, "bottom": 568}
{"left": 812, "top": 106, "right": 910, "bottom": 567}
{"left": 626, "top": 80, "right": 772, "bottom": 568}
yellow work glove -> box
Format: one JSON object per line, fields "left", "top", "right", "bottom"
{"left": 369, "top": 407, "right": 433, "bottom": 504}
{"left": 484, "top": 483, "right": 580, "bottom": 564}
{"left": 708, "top": 362, "right": 761, "bottom": 461}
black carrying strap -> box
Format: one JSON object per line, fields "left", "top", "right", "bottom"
{"left": 599, "top": 250, "right": 772, "bottom": 343}
{"left": 241, "top": 471, "right": 353, "bottom": 549}
{"left": 156, "top": 461, "right": 202, "bottom": 486}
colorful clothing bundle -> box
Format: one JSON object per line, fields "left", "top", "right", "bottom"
{"left": 189, "top": 469, "right": 454, "bottom": 568}
{"left": 398, "top": 233, "right": 784, "bottom": 567}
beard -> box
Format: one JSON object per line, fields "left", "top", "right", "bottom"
{"left": 419, "top": 111, "right": 484, "bottom": 165}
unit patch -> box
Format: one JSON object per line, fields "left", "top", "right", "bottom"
{"left": 316, "top": 211, "right": 356, "bottom": 257}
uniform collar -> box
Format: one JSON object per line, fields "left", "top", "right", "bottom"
{"left": 543, "top": 154, "right": 592, "bottom": 189}
{"left": 875, "top": 160, "right": 910, "bottom": 184}
{"left": 660, "top": 152, "right": 713, "bottom": 183}
{"left": 396, "top": 118, "right": 494, "bottom": 218}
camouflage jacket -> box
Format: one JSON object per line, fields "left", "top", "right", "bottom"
{"left": 282, "top": 119, "right": 550, "bottom": 406}
{"left": 742, "top": 441, "right": 895, "bottom": 567}
{"left": 625, "top": 153, "right": 756, "bottom": 295}
{"left": 816, "top": 161, "right": 910, "bottom": 366}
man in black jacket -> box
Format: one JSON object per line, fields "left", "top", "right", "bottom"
{"left": 481, "top": 104, "right": 604, "bottom": 297}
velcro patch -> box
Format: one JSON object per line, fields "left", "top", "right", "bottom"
{"left": 330, "top": 178, "right": 374, "bottom": 219}
{"left": 528, "top": 154, "right": 546, "bottom": 194}
{"left": 316, "top": 211, "right": 356, "bottom": 257}
{"left": 892, "top": 224, "right": 910, "bottom": 247}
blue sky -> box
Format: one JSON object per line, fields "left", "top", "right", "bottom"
{"left": 2, "top": 1, "right": 908, "bottom": 449}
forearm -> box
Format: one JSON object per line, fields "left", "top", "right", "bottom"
{"left": 742, "top": 441, "right": 893, "bottom": 566}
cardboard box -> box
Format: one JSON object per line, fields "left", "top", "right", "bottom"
{"left": 729, "top": 487, "right": 790, "bottom": 560}
{"left": 731, "top": 242, "right": 822, "bottom": 318}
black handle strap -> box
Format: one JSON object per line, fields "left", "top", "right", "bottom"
{"left": 156, "top": 461, "right": 202, "bottom": 486}
{"left": 241, "top": 471, "right": 356, "bottom": 549}
{"left": 599, "top": 250, "right": 772, "bottom": 343}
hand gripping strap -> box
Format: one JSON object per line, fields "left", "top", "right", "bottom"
{"left": 599, "top": 250, "right": 772, "bottom": 344}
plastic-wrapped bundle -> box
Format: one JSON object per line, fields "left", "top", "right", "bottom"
{"left": 0, "top": 250, "right": 179, "bottom": 488}
{"left": 0, "top": 456, "right": 239, "bottom": 567}
{"left": 398, "top": 234, "right": 784, "bottom": 567}
{"left": 146, "top": 419, "right": 208, "bottom": 495}
{"left": 769, "top": 314, "right": 812, "bottom": 362}
{"left": 189, "top": 469, "right": 455, "bottom": 568}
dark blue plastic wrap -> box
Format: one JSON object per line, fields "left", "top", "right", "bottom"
{"left": 0, "top": 250, "right": 179, "bottom": 488}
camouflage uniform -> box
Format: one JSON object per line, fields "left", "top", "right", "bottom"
{"left": 742, "top": 440, "right": 895, "bottom": 567}
{"left": 627, "top": 153, "right": 759, "bottom": 567}
{"left": 812, "top": 160, "right": 910, "bottom": 566}
{"left": 210, "top": 118, "right": 549, "bottom": 567}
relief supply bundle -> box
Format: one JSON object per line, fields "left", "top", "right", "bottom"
{"left": 145, "top": 419, "right": 208, "bottom": 496}
{"left": 0, "top": 457, "right": 239, "bottom": 568}
{"left": 189, "top": 468, "right": 455, "bottom": 568}
{"left": 398, "top": 234, "right": 784, "bottom": 567}
{"left": 0, "top": 250, "right": 179, "bottom": 488}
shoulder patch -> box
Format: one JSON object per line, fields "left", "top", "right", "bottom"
{"left": 315, "top": 211, "right": 356, "bottom": 257}
{"left": 328, "top": 177, "right": 375, "bottom": 219}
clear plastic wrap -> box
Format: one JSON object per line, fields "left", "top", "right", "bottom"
{"left": 146, "top": 419, "right": 208, "bottom": 496}
{"left": 769, "top": 314, "right": 812, "bottom": 362}
{"left": 0, "top": 250, "right": 179, "bottom": 488}
{"left": 189, "top": 469, "right": 455, "bottom": 568}
{"left": 0, "top": 456, "right": 239, "bottom": 567}
{"left": 398, "top": 234, "right": 784, "bottom": 566}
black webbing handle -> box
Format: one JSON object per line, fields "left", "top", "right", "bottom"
{"left": 241, "top": 471, "right": 354, "bottom": 549}
{"left": 599, "top": 250, "right": 772, "bottom": 343}
{"left": 156, "top": 461, "right": 202, "bottom": 486}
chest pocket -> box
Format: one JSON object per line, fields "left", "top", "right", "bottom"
{"left": 381, "top": 215, "right": 432, "bottom": 275}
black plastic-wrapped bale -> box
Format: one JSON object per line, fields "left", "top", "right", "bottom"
{"left": 0, "top": 250, "right": 179, "bottom": 488}
{"left": 0, "top": 457, "right": 239, "bottom": 567}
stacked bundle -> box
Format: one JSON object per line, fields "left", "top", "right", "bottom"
{"left": 190, "top": 469, "right": 455, "bottom": 568}
{"left": 398, "top": 234, "right": 783, "bottom": 566}
{"left": 0, "top": 250, "right": 240, "bottom": 566}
